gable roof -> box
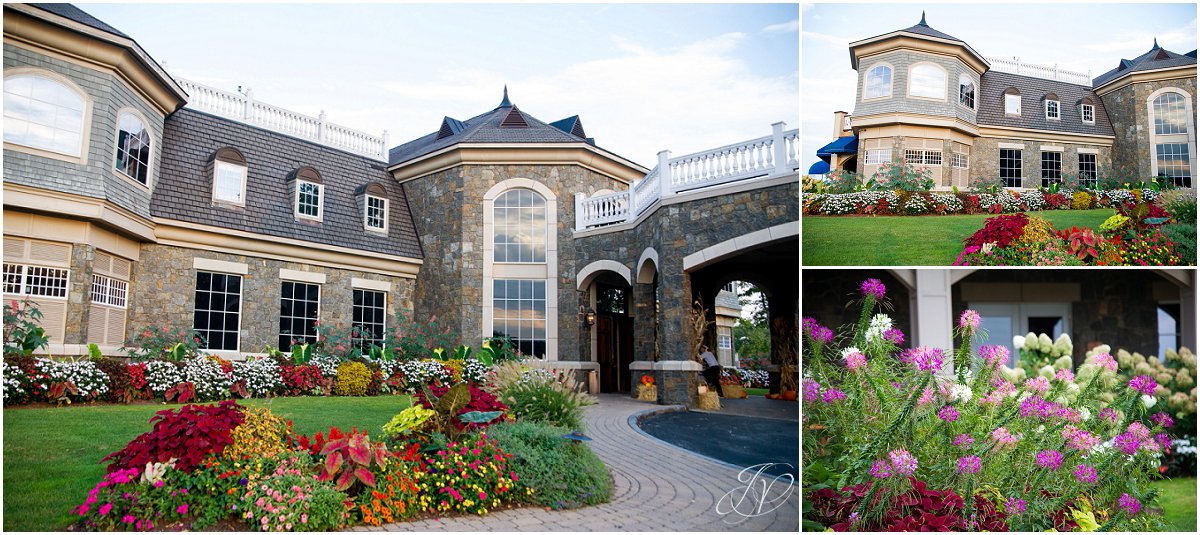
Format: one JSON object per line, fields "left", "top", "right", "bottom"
{"left": 155, "top": 108, "right": 423, "bottom": 260}
{"left": 1093, "top": 42, "right": 1198, "bottom": 87}
{"left": 27, "top": 3, "right": 129, "bottom": 38}
{"left": 977, "top": 71, "right": 1115, "bottom": 137}
{"left": 387, "top": 90, "right": 601, "bottom": 167}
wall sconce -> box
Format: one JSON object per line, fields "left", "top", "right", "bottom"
{"left": 583, "top": 308, "right": 596, "bottom": 328}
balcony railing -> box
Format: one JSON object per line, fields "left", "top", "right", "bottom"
{"left": 575, "top": 122, "right": 798, "bottom": 231}
{"left": 985, "top": 57, "right": 1092, "bottom": 86}
{"left": 178, "top": 79, "right": 389, "bottom": 161}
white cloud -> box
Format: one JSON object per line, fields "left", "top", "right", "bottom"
{"left": 802, "top": 31, "right": 852, "bottom": 47}
{"left": 763, "top": 20, "right": 799, "bottom": 34}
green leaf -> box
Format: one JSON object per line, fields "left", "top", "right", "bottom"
{"left": 435, "top": 383, "right": 470, "bottom": 415}
{"left": 458, "top": 411, "right": 502, "bottom": 424}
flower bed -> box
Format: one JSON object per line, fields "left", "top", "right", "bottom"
{"left": 802, "top": 279, "right": 1180, "bottom": 532}
{"left": 802, "top": 187, "right": 1170, "bottom": 217}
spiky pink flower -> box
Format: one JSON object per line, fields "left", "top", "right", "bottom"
{"left": 1074, "top": 464, "right": 1097, "bottom": 484}
{"left": 917, "top": 386, "right": 937, "bottom": 407}
{"left": 1154, "top": 433, "right": 1171, "bottom": 451}
{"left": 953, "top": 434, "right": 975, "bottom": 449}
{"left": 1118, "top": 493, "right": 1140, "bottom": 515}
{"left": 869, "top": 459, "right": 892, "bottom": 479}
{"left": 1062, "top": 426, "right": 1100, "bottom": 452}
{"left": 1005, "top": 497, "right": 1026, "bottom": 515}
{"left": 1099, "top": 407, "right": 1119, "bottom": 423}
{"left": 1092, "top": 352, "right": 1118, "bottom": 372}
{"left": 802, "top": 378, "right": 821, "bottom": 404}
{"left": 959, "top": 309, "right": 981, "bottom": 330}
{"left": 1128, "top": 375, "right": 1157, "bottom": 396}
{"left": 1113, "top": 432, "right": 1140, "bottom": 455}
{"left": 908, "top": 346, "right": 945, "bottom": 374}
{"left": 822, "top": 388, "right": 846, "bottom": 404}
{"left": 938, "top": 405, "right": 959, "bottom": 422}
{"left": 1151, "top": 412, "right": 1175, "bottom": 428}
{"left": 809, "top": 325, "right": 833, "bottom": 344}
{"left": 1035, "top": 450, "right": 1063, "bottom": 470}
{"left": 888, "top": 449, "right": 918, "bottom": 476}
{"left": 957, "top": 455, "right": 982, "bottom": 474}
{"left": 883, "top": 328, "right": 905, "bottom": 345}
{"left": 860, "top": 278, "right": 886, "bottom": 300}
{"left": 1054, "top": 368, "right": 1075, "bottom": 382}
{"left": 844, "top": 351, "right": 867, "bottom": 371}
{"left": 991, "top": 427, "right": 1018, "bottom": 447}
{"left": 1127, "top": 422, "right": 1151, "bottom": 440}
{"left": 979, "top": 345, "right": 1010, "bottom": 370}
{"left": 1024, "top": 376, "right": 1051, "bottom": 394}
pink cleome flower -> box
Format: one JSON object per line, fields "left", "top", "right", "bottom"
{"left": 860, "top": 278, "right": 887, "bottom": 300}
{"left": 991, "top": 427, "right": 1018, "bottom": 447}
{"left": 979, "top": 345, "right": 1010, "bottom": 370}
{"left": 845, "top": 352, "right": 868, "bottom": 371}
{"left": 953, "top": 434, "right": 975, "bottom": 449}
{"left": 1074, "top": 464, "right": 1098, "bottom": 484}
{"left": 1118, "top": 493, "right": 1140, "bottom": 515}
{"left": 1054, "top": 368, "right": 1075, "bottom": 382}
{"left": 1035, "top": 450, "right": 1063, "bottom": 470}
{"left": 883, "top": 328, "right": 905, "bottom": 345}
{"left": 937, "top": 405, "right": 959, "bottom": 422}
{"left": 1092, "top": 352, "right": 1118, "bottom": 372}
{"left": 888, "top": 449, "right": 918, "bottom": 476}
{"left": 1005, "top": 497, "right": 1026, "bottom": 515}
{"left": 1023, "top": 376, "right": 1051, "bottom": 394}
{"left": 959, "top": 309, "right": 981, "bottom": 330}
{"left": 957, "top": 455, "right": 982, "bottom": 474}
{"left": 1150, "top": 412, "right": 1175, "bottom": 428}
{"left": 1128, "top": 375, "right": 1157, "bottom": 396}
{"left": 907, "top": 346, "right": 945, "bottom": 374}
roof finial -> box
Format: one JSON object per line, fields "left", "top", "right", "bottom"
{"left": 919, "top": 11, "right": 927, "bottom": 26}
{"left": 1153, "top": 37, "right": 1159, "bottom": 50}
{"left": 499, "top": 85, "right": 512, "bottom": 108}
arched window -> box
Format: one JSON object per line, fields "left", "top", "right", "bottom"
{"left": 3, "top": 72, "right": 87, "bottom": 156}
{"left": 211, "top": 147, "right": 247, "bottom": 205}
{"left": 115, "top": 111, "right": 151, "bottom": 185}
{"left": 493, "top": 189, "right": 546, "bottom": 263}
{"left": 864, "top": 64, "right": 892, "bottom": 99}
{"left": 1004, "top": 88, "right": 1022, "bottom": 115}
{"left": 1153, "top": 92, "right": 1188, "bottom": 135}
{"left": 958, "top": 74, "right": 975, "bottom": 110}
{"left": 908, "top": 63, "right": 946, "bottom": 99}
{"left": 1149, "top": 90, "right": 1194, "bottom": 187}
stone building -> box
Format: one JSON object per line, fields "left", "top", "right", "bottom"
{"left": 3, "top": 4, "right": 798, "bottom": 405}
{"left": 811, "top": 12, "right": 1197, "bottom": 189}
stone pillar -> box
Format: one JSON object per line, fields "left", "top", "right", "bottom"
{"left": 768, "top": 274, "right": 799, "bottom": 395}
{"left": 1182, "top": 282, "right": 1197, "bottom": 351}
{"left": 65, "top": 244, "right": 96, "bottom": 345}
{"left": 632, "top": 279, "right": 657, "bottom": 363}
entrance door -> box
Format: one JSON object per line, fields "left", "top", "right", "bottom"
{"left": 597, "top": 314, "right": 633, "bottom": 393}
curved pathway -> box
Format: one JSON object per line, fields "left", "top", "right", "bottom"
{"left": 368, "top": 394, "right": 799, "bottom": 532}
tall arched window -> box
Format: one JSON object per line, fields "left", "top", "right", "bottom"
{"left": 3, "top": 72, "right": 88, "bottom": 156}
{"left": 909, "top": 63, "right": 946, "bottom": 99}
{"left": 1150, "top": 90, "right": 1194, "bottom": 187}
{"left": 864, "top": 64, "right": 892, "bottom": 99}
{"left": 115, "top": 111, "right": 151, "bottom": 186}
{"left": 487, "top": 185, "right": 554, "bottom": 357}
{"left": 493, "top": 189, "right": 546, "bottom": 263}
{"left": 1153, "top": 92, "right": 1188, "bottom": 135}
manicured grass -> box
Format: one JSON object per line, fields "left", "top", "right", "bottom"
{"left": 1151, "top": 477, "right": 1197, "bottom": 532}
{"left": 3, "top": 396, "right": 410, "bottom": 532}
{"left": 803, "top": 209, "right": 1114, "bottom": 265}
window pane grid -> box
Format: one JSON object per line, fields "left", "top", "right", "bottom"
{"left": 952, "top": 152, "right": 968, "bottom": 169}
{"left": 865, "top": 66, "right": 891, "bottom": 99}
{"left": 1082, "top": 105, "right": 1095, "bottom": 123}
{"left": 365, "top": 196, "right": 387, "bottom": 230}
{"left": 297, "top": 182, "right": 321, "bottom": 218}
{"left": 352, "top": 289, "right": 386, "bottom": 348}
{"left": 1078, "top": 154, "right": 1098, "bottom": 188}
{"left": 1000, "top": 149, "right": 1022, "bottom": 187}
{"left": 2, "top": 264, "right": 70, "bottom": 298}
{"left": 1041, "top": 151, "right": 1062, "bottom": 186}
{"left": 492, "top": 279, "right": 547, "bottom": 357}
{"left": 493, "top": 189, "right": 546, "bottom": 263}
{"left": 865, "top": 149, "right": 891, "bottom": 165}
{"left": 959, "top": 77, "right": 975, "bottom": 109}
{"left": 115, "top": 114, "right": 150, "bottom": 185}
{"left": 1045, "top": 100, "right": 1059, "bottom": 119}
{"left": 1153, "top": 93, "right": 1188, "bottom": 135}
{"left": 1156, "top": 143, "right": 1192, "bottom": 187}
{"left": 1005, "top": 94, "right": 1021, "bottom": 115}
{"left": 3, "top": 74, "right": 86, "bottom": 156}
{"left": 194, "top": 271, "right": 241, "bottom": 351}
{"left": 213, "top": 161, "right": 246, "bottom": 203}
{"left": 904, "top": 149, "right": 942, "bottom": 166}
{"left": 279, "top": 281, "right": 320, "bottom": 351}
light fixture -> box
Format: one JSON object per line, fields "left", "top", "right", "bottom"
{"left": 584, "top": 309, "right": 596, "bottom": 328}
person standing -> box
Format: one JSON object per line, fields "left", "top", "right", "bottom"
{"left": 700, "top": 345, "right": 722, "bottom": 396}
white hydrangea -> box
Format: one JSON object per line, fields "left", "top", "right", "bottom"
{"left": 1013, "top": 335, "right": 1026, "bottom": 349}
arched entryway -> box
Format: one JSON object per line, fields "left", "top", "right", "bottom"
{"left": 577, "top": 261, "right": 635, "bottom": 393}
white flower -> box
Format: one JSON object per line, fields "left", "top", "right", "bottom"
{"left": 1079, "top": 407, "right": 1091, "bottom": 421}
{"left": 841, "top": 347, "right": 863, "bottom": 359}
{"left": 1013, "top": 335, "right": 1026, "bottom": 349}
{"left": 1036, "top": 425, "right": 1046, "bottom": 434}
{"left": 1141, "top": 395, "right": 1157, "bottom": 408}
{"left": 949, "top": 383, "right": 972, "bottom": 403}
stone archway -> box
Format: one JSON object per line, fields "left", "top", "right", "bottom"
{"left": 577, "top": 261, "right": 635, "bottom": 393}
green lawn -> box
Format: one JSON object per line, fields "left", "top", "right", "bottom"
{"left": 803, "top": 209, "right": 1114, "bottom": 265}
{"left": 3, "top": 396, "right": 410, "bottom": 532}
{"left": 1152, "top": 477, "right": 1197, "bottom": 532}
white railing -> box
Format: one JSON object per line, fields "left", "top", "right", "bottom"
{"left": 177, "top": 78, "right": 389, "bottom": 161}
{"left": 985, "top": 57, "right": 1092, "bottom": 86}
{"left": 575, "top": 121, "right": 798, "bottom": 230}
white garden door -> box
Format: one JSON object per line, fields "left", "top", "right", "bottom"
{"left": 970, "top": 302, "right": 1071, "bottom": 367}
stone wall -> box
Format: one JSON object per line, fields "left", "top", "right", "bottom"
{"left": 970, "top": 137, "right": 1111, "bottom": 188}
{"left": 3, "top": 43, "right": 165, "bottom": 219}
{"left": 1100, "top": 77, "right": 1197, "bottom": 179}
{"left": 127, "top": 244, "right": 414, "bottom": 353}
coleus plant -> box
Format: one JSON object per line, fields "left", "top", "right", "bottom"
{"left": 314, "top": 427, "right": 390, "bottom": 492}
{"left": 102, "top": 400, "right": 245, "bottom": 473}
{"left": 1055, "top": 226, "right": 1103, "bottom": 262}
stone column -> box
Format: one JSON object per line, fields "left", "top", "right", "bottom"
{"left": 65, "top": 244, "right": 95, "bottom": 345}
{"left": 654, "top": 267, "right": 698, "bottom": 407}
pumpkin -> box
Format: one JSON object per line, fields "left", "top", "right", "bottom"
{"left": 640, "top": 374, "right": 655, "bottom": 386}
{"left": 782, "top": 390, "right": 798, "bottom": 401}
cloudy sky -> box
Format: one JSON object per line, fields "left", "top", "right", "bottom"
{"left": 802, "top": 2, "right": 1198, "bottom": 173}
{"left": 81, "top": 2, "right": 799, "bottom": 168}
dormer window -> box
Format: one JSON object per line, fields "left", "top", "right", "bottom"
{"left": 1004, "top": 88, "right": 1021, "bottom": 115}
{"left": 291, "top": 166, "right": 323, "bottom": 221}
{"left": 1082, "top": 103, "right": 1095, "bottom": 124}
{"left": 365, "top": 195, "right": 388, "bottom": 232}
{"left": 1044, "top": 94, "right": 1060, "bottom": 120}
{"left": 211, "top": 147, "right": 247, "bottom": 205}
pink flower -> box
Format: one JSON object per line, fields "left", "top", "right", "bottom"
{"left": 888, "top": 449, "right": 918, "bottom": 476}
{"left": 153, "top": 480, "right": 164, "bottom": 488}
{"left": 844, "top": 351, "right": 867, "bottom": 371}
{"left": 1054, "top": 368, "right": 1075, "bottom": 382}
{"left": 177, "top": 503, "right": 189, "bottom": 515}
{"left": 907, "top": 346, "right": 945, "bottom": 374}
{"left": 883, "top": 328, "right": 905, "bottom": 345}
{"left": 953, "top": 434, "right": 975, "bottom": 449}
{"left": 979, "top": 345, "right": 1010, "bottom": 370}
{"left": 869, "top": 459, "right": 892, "bottom": 479}
{"left": 822, "top": 388, "right": 846, "bottom": 404}
{"left": 937, "top": 405, "right": 959, "bottom": 422}
{"left": 991, "top": 427, "right": 1018, "bottom": 447}
{"left": 802, "top": 378, "right": 822, "bottom": 404}
{"left": 122, "top": 515, "right": 135, "bottom": 524}
{"left": 1035, "top": 450, "right": 1063, "bottom": 470}
{"left": 1006, "top": 497, "right": 1026, "bottom": 514}
{"left": 959, "top": 310, "right": 981, "bottom": 330}
{"left": 1118, "top": 493, "right": 1140, "bottom": 515}
{"left": 1093, "top": 352, "right": 1118, "bottom": 372}
{"left": 1127, "top": 422, "right": 1151, "bottom": 440}
{"left": 1128, "top": 375, "right": 1157, "bottom": 396}
{"left": 860, "top": 278, "right": 886, "bottom": 300}
{"left": 99, "top": 503, "right": 113, "bottom": 516}
{"left": 301, "top": 514, "right": 308, "bottom": 524}
{"left": 1074, "top": 464, "right": 1097, "bottom": 483}
{"left": 917, "top": 386, "right": 937, "bottom": 407}
{"left": 957, "top": 455, "right": 982, "bottom": 474}
{"left": 1151, "top": 412, "right": 1175, "bottom": 428}
{"left": 77, "top": 504, "right": 90, "bottom": 516}
{"left": 1023, "top": 376, "right": 1051, "bottom": 394}
{"left": 1099, "top": 407, "right": 1119, "bottom": 423}
{"left": 479, "top": 491, "right": 487, "bottom": 500}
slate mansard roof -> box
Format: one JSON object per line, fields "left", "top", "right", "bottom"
{"left": 1092, "top": 41, "right": 1198, "bottom": 87}
{"left": 977, "top": 71, "right": 1115, "bottom": 137}
{"left": 154, "top": 108, "right": 423, "bottom": 260}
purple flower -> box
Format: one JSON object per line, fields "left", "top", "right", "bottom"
{"left": 908, "top": 346, "right": 945, "bottom": 374}
{"left": 1005, "top": 497, "right": 1026, "bottom": 515}
{"left": 959, "top": 309, "right": 981, "bottom": 330}
{"left": 883, "top": 328, "right": 905, "bottom": 345}
{"left": 848, "top": 512, "right": 860, "bottom": 525}
{"left": 1118, "top": 493, "right": 1140, "bottom": 516}
{"left": 1092, "top": 352, "right": 1118, "bottom": 372}
{"left": 1074, "top": 464, "right": 1097, "bottom": 484}
{"left": 845, "top": 352, "right": 867, "bottom": 371}
{"left": 888, "top": 449, "right": 918, "bottom": 476}
{"left": 1054, "top": 368, "right": 1075, "bottom": 382}
{"left": 1099, "top": 407, "right": 1119, "bottom": 423}
{"left": 1062, "top": 426, "right": 1100, "bottom": 452}
{"left": 1127, "top": 422, "right": 1151, "bottom": 440}
{"left": 1128, "top": 375, "right": 1157, "bottom": 396}
{"left": 802, "top": 378, "right": 822, "bottom": 404}
{"left": 938, "top": 405, "right": 959, "bottom": 422}
{"left": 860, "top": 278, "right": 886, "bottom": 300}
{"left": 869, "top": 459, "right": 892, "bottom": 479}
{"left": 822, "top": 388, "right": 846, "bottom": 404}
{"left": 802, "top": 317, "right": 819, "bottom": 332}
{"left": 1151, "top": 412, "right": 1175, "bottom": 428}
{"left": 1113, "top": 432, "right": 1140, "bottom": 455}
{"left": 1023, "top": 376, "right": 1051, "bottom": 394}
{"left": 957, "top": 455, "right": 982, "bottom": 474}
{"left": 979, "top": 345, "right": 1010, "bottom": 370}
{"left": 1035, "top": 450, "right": 1063, "bottom": 470}
{"left": 1154, "top": 433, "right": 1171, "bottom": 451}
{"left": 810, "top": 325, "right": 833, "bottom": 345}
{"left": 953, "top": 434, "right": 975, "bottom": 449}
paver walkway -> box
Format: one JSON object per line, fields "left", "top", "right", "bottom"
{"left": 369, "top": 394, "right": 799, "bottom": 532}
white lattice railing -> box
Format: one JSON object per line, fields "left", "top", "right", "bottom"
{"left": 985, "top": 57, "right": 1092, "bottom": 86}
{"left": 575, "top": 122, "right": 798, "bottom": 230}
{"left": 178, "top": 78, "right": 389, "bottom": 161}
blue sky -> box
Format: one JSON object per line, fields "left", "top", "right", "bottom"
{"left": 802, "top": 2, "right": 1198, "bottom": 173}
{"left": 79, "top": 2, "right": 799, "bottom": 167}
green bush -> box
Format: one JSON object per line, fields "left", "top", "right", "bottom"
{"left": 487, "top": 421, "right": 612, "bottom": 510}
{"left": 1156, "top": 188, "right": 1197, "bottom": 225}
{"left": 503, "top": 380, "right": 585, "bottom": 429}
{"left": 334, "top": 361, "right": 371, "bottom": 396}
{"left": 1161, "top": 223, "right": 1197, "bottom": 265}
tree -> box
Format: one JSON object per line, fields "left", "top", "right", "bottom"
{"left": 733, "top": 317, "right": 770, "bottom": 359}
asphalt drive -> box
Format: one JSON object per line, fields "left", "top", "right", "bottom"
{"left": 637, "top": 411, "right": 799, "bottom": 478}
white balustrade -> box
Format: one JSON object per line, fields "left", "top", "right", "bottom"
{"left": 985, "top": 57, "right": 1092, "bottom": 86}
{"left": 177, "top": 78, "right": 387, "bottom": 161}
{"left": 576, "top": 122, "right": 799, "bottom": 231}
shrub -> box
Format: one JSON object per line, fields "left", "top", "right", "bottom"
{"left": 416, "top": 433, "right": 519, "bottom": 515}
{"left": 144, "top": 360, "right": 184, "bottom": 396}
{"left": 354, "top": 445, "right": 423, "bottom": 525}
{"left": 31, "top": 357, "right": 110, "bottom": 402}
{"left": 223, "top": 407, "right": 291, "bottom": 460}
{"left": 963, "top": 213, "right": 1028, "bottom": 248}
{"left": 182, "top": 357, "right": 233, "bottom": 401}
{"left": 826, "top": 169, "right": 865, "bottom": 194}
{"left": 123, "top": 325, "right": 204, "bottom": 362}
{"left": 3, "top": 361, "right": 27, "bottom": 404}
{"left": 232, "top": 357, "right": 282, "bottom": 397}
{"left": 280, "top": 364, "right": 325, "bottom": 396}
{"left": 1155, "top": 188, "right": 1197, "bottom": 224}
{"left": 242, "top": 472, "right": 350, "bottom": 531}
{"left": 500, "top": 373, "right": 591, "bottom": 430}
{"left": 102, "top": 401, "right": 245, "bottom": 473}
{"left": 94, "top": 357, "right": 145, "bottom": 403}
{"left": 1014, "top": 215, "right": 1054, "bottom": 245}
{"left": 1071, "top": 190, "right": 1094, "bottom": 210}
{"left": 872, "top": 158, "right": 934, "bottom": 191}
{"left": 1115, "top": 228, "right": 1183, "bottom": 266}
{"left": 487, "top": 421, "right": 612, "bottom": 510}
{"left": 334, "top": 361, "right": 372, "bottom": 396}
{"left": 3, "top": 299, "right": 49, "bottom": 357}
{"left": 1043, "top": 192, "right": 1070, "bottom": 210}
{"left": 1160, "top": 223, "right": 1197, "bottom": 265}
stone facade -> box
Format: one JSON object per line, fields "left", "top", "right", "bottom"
{"left": 3, "top": 43, "right": 165, "bottom": 220}
{"left": 854, "top": 50, "right": 980, "bottom": 124}
{"left": 127, "top": 244, "right": 414, "bottom": 353}
{"left": 970, "top": 137, "right": 1112, "bottom": 188}
{"left": 401, "top": 162, "right": 626, "bottom": 359}
{"left": 1100, "top": 77, "right": 1198, "bottom": 178}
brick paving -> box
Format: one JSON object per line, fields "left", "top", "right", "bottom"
{"left": 375, "top": 394, "right": 799, "bottom": 532}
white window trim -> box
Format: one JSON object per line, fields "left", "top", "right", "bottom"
{"left": 193, "top": 270, "right": 244, "bottom": 354}
{"left": 862, "top": 62, "right": 894, "bottom": 101}
{"left": 1005, "top": 93, "right": 1022, "bottom": 116}
{"left": 3, "top": 263, "right": 70, "bottom": 300}
{"left": 294, "top": 180, "right": 324, "bottom": 221}
{"left": 279, "top": 268, "right": 327, "bottom": 284}
{"left": 1147, "top": 87, "right": 1197, "bottom": 180}
{"left": 352, "top": 287, "right": 387, "bottom": 345}
{"left": 1081, "top": 104, "right": 1095, "bottom": 125}
{"left": 864, "top": 148, "right": 892, "bottom": 165}
{"left": 907, "top": 62, "right": 948, "bottom": 101}
{"left": 3, "top": 67, "right": 94, "bottom": 164}
{"left": 212, "top": 159, "right": 248, "bottom": 206}
{"left": 1044, "top": 99, "right": 1060, "bottom": 120}
{"left": 112, "top": 107, "right": 154, "bottom": 191}
{"left": 193, "top": 257, "right": 248, "bottom": 274}
{"left": 364, "top": 194, "right": 389, "bottom": 233}
{"left": 481, "top": 178, "right": 559, "bottom": 360}
{"left": 91, "top": 273, "right": 128, "bottom": 309}
{"left": 957, "top": 74, "right": 976, "bottom": 111}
